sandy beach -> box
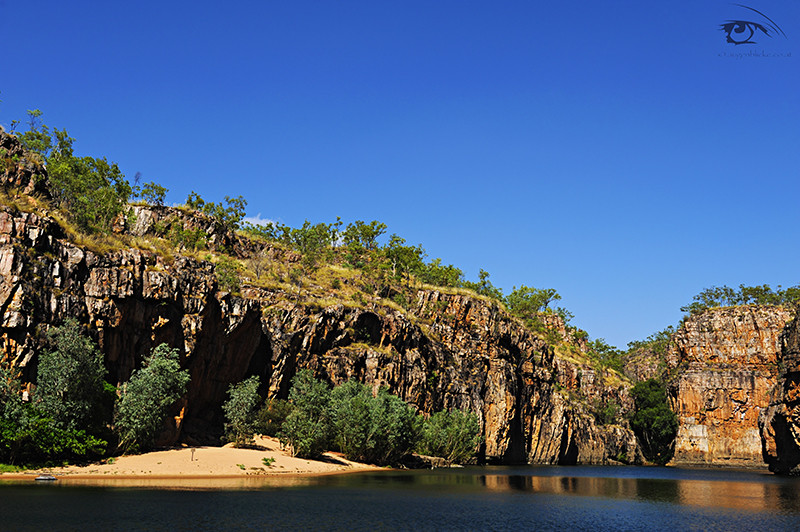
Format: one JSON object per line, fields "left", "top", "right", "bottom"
{"left": 0, "top": 436, "right": 385, "bottom": 488}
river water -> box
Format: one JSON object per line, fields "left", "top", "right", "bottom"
{"left": 2, "top": 465, "right": 799, "bottom": 531}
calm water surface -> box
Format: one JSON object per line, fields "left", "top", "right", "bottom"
{"left": 2, "top": 466, "right": 799, "bottom": 531}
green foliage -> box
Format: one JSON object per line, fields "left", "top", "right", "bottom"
{"left": 288, "top": 220, "right": 339, "bottom": 269}
{"left": 114, "top": 344, "right": 190, "bottom": 453}
{"left": 587, "top": 338, "right": 624, "bottom": 373}
{"left": 629, "top": 379, "right": 678, "bottom": 465}
{"left": 186, "top": 192, "right": 248, "bottom": 232}
{"left": 243, "top": 218, "right": 340, "bottom": 270}
{"left": 167, "top": 223, "right": 207, "bottom": 251}
{"left": 1, "top": 366, "right": 106, "bottom": 465}
{"left": 506, "top": 285, "right": 561, "bottom": 317}
{"left": 18, "top": 112, "right": 132, "bottom": 233}
{"left": 255, "top": 399, "right": 292, "bottom": 437}
{"left": 215, "top": 255, "right": 241, "bottom": 293}
{"left": 262, "top": 456, "right": 275, "bottom": 467}
{"left": 223, "top": 376, "right": 262, "bottom": 447}
{"left": 593, "top": 398, "right": 621, "bottom": 425}
{"left": 139, "top": 181, "right": 168, "bottom": 206}
{"left": 419, "top": 258, "right": 463, "bottom": 288}
{"left": 342, "top": 220, "right": 387, "bottom": 251}
{"left": 278, "top": 370, "right": 331, "bottom": 458}
{"left": 681, "top": 284, "right": 800, "bottom": 315}
{"left": 16, "top": 110, "right": 51, "bottom": 159}
{"left": 328, "top": 381, "right": 420, "bottom": 465}
{"left": 35, "top": 319, "right": 107, "bottom": 431}
{"left": 462, "top": 269, "right": 504, "bottom": 300}
{"left": 383, "top": 234, "right": 425, "bottom": 283}
{"left": 626, "top": 326, "right": 675, "bottom": 356}
{"left": 417, "top": 409, "right": 482, "bottom": 465}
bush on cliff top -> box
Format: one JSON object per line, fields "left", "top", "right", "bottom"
{"left": 681, "top": 284, "right": 800, "bottom": 315}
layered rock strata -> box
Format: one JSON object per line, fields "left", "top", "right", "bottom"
{"left": 0, "top": 209, "right": 639, "bottom": 463}
{"left": 0, "top": 128, "right": 642, "bottom": 464}
{"left": 667, "top": 306, "right": 794, "bottom": 467}
{"left": 760, "top": 315, "right": 800, "bottom": 474}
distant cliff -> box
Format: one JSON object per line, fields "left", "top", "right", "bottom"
{"left": 666, "top": 306, "right": 794, "bottom": 468}
{"left": 0, "top": 129, "right": 641, "bottom": 465}
{"left": 760, "top": 314, "right": 800, "bottom": 474}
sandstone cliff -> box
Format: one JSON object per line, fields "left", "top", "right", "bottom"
{"left": 0, "top": 130, "right": 641, "bottom": 464}
{"left": 760, "top": 314, "right": 800, "bottom": 474}
{"left": 666, "top": 306, "right": 794, "bottom": 467}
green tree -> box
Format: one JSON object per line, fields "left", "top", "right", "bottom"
{"left": 223, "top": 376, "right": 262, "bottom": 447}
{"left": 1, "top": 366, "right": 106, "bottom": 465}
{"left": 19, "top": 113, "right": 132, "bottom": 233}
{"left": 680, "top": 284, "right": 800, "bottom": 315}
{"left": 342, "top": 220, "right": 387, "bottom": 251}
{"left": 185, "top": 192, "right": 248, "bottom": 232}
{"left": 588, "top": 338, "right": 624, "bottom": 373}
{"left": 278, "top": 370, "right": 331, "bottom": 458}
{"left": 114, "top": 344, "right": 190, "bottom": 453}
{"left": 16, "top": 110, "right": 52, "bottom": 159}
{"left": 254, "top": 398, "right": 292, "bottom": 437}
{"left": 383, "top": 234, "right": 425, "bottom": 284}
{"left": 462, "top": 269, "right": 504, "bottom": 301}
{"left": 139, "top": 181, "right": 168, "bottom": 206}
{"left": 328, "top": 381, "right": 420, "bottom": 465}
{"left": 418, "top": 409, "right": 482, "bottom": 465}
{"left": 629, "top": 379, "right": 678, "bottom": 465}
{"left": 505, "top": 285, "right": 561, "bottom": 317}
{"left": 419, "top": 258, "right": 463, "bottom": 288}
{"left": 35, "top": 319, "right": 107, "bottom": 431}
{"left": 215, "top": 255, "right": 242, "bottom": 293}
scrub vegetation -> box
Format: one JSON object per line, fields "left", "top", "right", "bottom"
{"left": 222, "top": 370, "right": 481, "bottom": 466}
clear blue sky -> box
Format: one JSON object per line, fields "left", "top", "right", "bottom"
{"left": 1, "top": 1, "right": 797, "bottom": 349}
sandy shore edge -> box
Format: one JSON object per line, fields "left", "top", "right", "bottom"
{"left": 0, "top": 436, "right": 386, "bottom": 484}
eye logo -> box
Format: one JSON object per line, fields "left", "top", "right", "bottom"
{"left": 720, "top": 4, "right": 787, "bottom": 45}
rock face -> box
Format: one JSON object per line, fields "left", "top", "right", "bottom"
{"left": 667, "top": 306, "right": 794, "bottom": 467}
{"left": 760, "top": 315, "right": 800, "bottom": 474}
{"left": 0, "top": 128, "right": 641, "bottom": 463}
{"left": 0, "top": 208, "right": 640, "bottom": 463}
{"left": 0, "top": 130, "right": 49, "bottom": 197}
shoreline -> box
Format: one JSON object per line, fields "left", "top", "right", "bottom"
{"left": 0, "top": 435, "right": 386, "bottom": 486}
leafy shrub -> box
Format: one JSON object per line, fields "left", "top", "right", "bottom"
{"left": 35, "top": 319, "right": 108, "bottom": 432}
{"left": 139, "top": 181, "right": 168, "bottom": 206}
{"left": 278, "top": 370, "right": 331, "bottom": 458}
{"left": 629, "top": 379, "right": 678, "bottom": 465}
{"left": 18, "top": 112, "right": 131, "bottom": 233}
{"left": 215, "top": 256, "right": 241, "bottom": 293}
{"left": 417, "top": 409, "right": 481, "bottom": 465}
{"left": 255, "top": 398, "right": 292, "bottom": 437}
{"left": 167, "top": 224, "right": 207, "bottom": 251}
{"left": 1, "top": 366, "right": 106, "bottom": 465}
{"left": 223, "top": 376, "right": 261, "bottom": 447}
{"left": 328, "top": 381, "right": 420, "bottom": 465}
{"left": 114, "top": 344, "right": 190, "bottom": 453}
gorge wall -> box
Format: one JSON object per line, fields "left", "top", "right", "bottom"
{"left": 760, "top": 314, "right": 800, "bottom": 474}
{"left": 0, "top": 127, "right": 641, "bottom": 466}
{"left": 666, "top": 306, "right": 794, "bottom": 468}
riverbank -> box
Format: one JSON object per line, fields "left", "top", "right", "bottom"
{"left": 0, "top": 436, "right": 385, "bottom": 486}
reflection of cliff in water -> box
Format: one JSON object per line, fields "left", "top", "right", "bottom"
{"left": 479, "top": 474, "right": 800, "bottom": 513}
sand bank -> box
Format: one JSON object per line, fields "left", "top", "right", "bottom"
{"left": 0, "top": 436, "right": 385, "bottom": 488}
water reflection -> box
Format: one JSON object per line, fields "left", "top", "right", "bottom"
{"left": 478, "top": 472, "right": 800, "bottom": 513}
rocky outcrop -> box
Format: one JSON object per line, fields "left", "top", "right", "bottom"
{"left": 0, "top": 197, "right": 641, "bottom": 464}
{"left": 667, "top": 306, "right": 794, "bottom": 467}
{"left": 760, "top": 314, "right": 800, "bottom": 474}
{"left": 0, "top": 130, "right": 49, "bottom": 197}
